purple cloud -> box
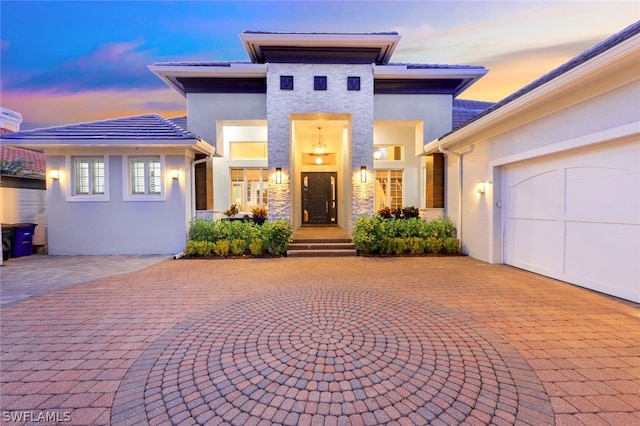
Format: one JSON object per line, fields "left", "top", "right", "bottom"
{"left": 3, "top": 39, "right": 166, "bottom": 93}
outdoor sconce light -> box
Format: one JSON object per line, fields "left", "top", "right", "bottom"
{"left": 169, "top": 169, "right": 179, "bottom": 180}
{"left": 373, "top": 150, "right": 381, "bottom": 160}
{"left": 360, "top": 166, "right": 367, "bottom": 183}
{"left": 49, "top": 169, "right": 60, "bottom": 180}
{"left": 275, "top": 167, "right": 282, "bottom": 184}
{"left": 476, "top": 181, "right": 486, "bottom": 194}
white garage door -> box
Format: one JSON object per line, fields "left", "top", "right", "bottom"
{"left": 504, "top": 139, "right": 640, "bottom": 303}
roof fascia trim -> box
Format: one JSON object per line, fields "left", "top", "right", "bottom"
{"left": 374, "top": 65, "right": 487, "bottom": 80}
{"left": 148, "top": 63, "right": 268, "bottom": 97}
{"left": 240, "top": 32, "right": 401, "bottom": 64}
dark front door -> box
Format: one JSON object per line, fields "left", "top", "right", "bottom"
{"left": 302, "top": 172, "right": 337, "bottom": 225}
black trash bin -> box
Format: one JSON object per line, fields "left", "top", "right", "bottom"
{"left": 2, "top": 224, "right": 17, "bottom": 261}
{"left": 11, "top": 223, "right": 37, "bottom": 258}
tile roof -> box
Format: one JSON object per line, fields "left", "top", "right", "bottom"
{"left": 452, "top": 99, "right": 495, "bottom": 129}
{"left": 0, "top": 114, "right": 197, "bottom": 141}
{"left": 0, "top": 146, "right": 45, "bottom": 174}
{"left": 168, "top": 116, "right": 187, "bottom": 130}
{"left": 444, "top": 20, "right": 640, "bottom": 137}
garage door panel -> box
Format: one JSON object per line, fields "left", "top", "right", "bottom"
{"left": 504, "top": 139, "right": 640, "bottom": 303}
{"left": 509, "top": 170, "right": 563, "bottom": 220}
{"left": 566, "top": 167, "right": 640, "bottom": 223}
{"left": 565, "top": 221, "right": 640, "bottom": 302}
{"left": 507, "top": 218, "right": 563, "bottom": 275}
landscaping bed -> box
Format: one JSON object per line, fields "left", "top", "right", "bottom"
{"left": 352, "top": 211, "right": 461, "bottom": 256}
{"left": 184, "top": 218, "right": 293, "bottom": 258}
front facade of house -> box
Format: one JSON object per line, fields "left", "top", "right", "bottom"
{"left": 150, "top": 32, "right": 487, "bottom": 231}
{"left": 3, "top": 27, "right": 638, "bottom": 303}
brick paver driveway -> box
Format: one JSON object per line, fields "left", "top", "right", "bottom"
{"left": 1, "top": 256, "right": 639, "bottom": 425}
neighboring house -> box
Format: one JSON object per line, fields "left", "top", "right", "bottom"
{"left": 423, "top": 21, "right": 640, "bottom": 303}
{"left": 0, "top": 107, "right": 22, "bottom": 134}
{"left": 0, "top": 108, "right": 47, "bottom": 253}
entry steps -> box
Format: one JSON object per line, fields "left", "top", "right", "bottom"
{"left": 287, "top": 238, "right": 357, "bottom": 257}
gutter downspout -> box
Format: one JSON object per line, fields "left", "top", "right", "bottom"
{"left": 438, "top": 145, "right": 464, "bottom": 245}
{"left": 191, "top": 149, "right": 214, "bottom": 221}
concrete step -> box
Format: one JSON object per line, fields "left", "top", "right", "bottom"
{"left": 292, "top": 238, "right": 352, "bottom": 244}
{"left": 288, "top": 242, "right": 355, "bottom": 251}
{"left": 287, "top": 248, "right": 358, "bottom": 257}
{"left": 287, "top": 239, "right": 357, "bottom": 257}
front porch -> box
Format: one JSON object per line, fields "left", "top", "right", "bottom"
{"left": 288, "top": 225, "right": 356, "bottom": 257}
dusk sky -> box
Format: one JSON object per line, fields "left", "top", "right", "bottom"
{"left": 1, "top": 1, "right": 638, "bottom": 130}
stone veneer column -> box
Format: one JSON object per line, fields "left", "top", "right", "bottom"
{"left": 266, "top": 63, "right": 374, "bottom": 227}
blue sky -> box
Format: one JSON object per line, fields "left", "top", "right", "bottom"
{"left": 1, "top": 1, "right": 638, "bottom": 129}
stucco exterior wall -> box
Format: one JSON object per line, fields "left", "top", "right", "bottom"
{"left": 374, "top": 94, "right": 453, "bottom": 145}
{"left": 266, "top": 64, "right": 374, "bottom": 228}
{"left": 449, "top": 79, "right": 640, "bottom": 263}
{"left": 186, "top": 93, "right": 267, "bottom": 156}
{"left": 44, "top": 148, "right": 193, "bottom": 255}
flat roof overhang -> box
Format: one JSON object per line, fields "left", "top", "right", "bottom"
{"left": 239, "top": 32, "right": 401, "bottom": 65}
{"left": 149, "top": 63, "right": 268, "bottom": 97}
{"left": 374, "top": 65, "right": 488, "bottom": 96}
{"left": 150, "top": 63, "right": 487, "bottom": 97}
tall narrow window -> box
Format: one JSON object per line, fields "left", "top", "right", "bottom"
{"left": 73, "top": 157, "right": 104, "bottom": 196}
{"left": 230, "top": 168, "right": 269, "bottom": 212}
{"left": 375, "top": 169, "right": 403, "bottom": 210}
{"left": 130, "top": 157, "right": 162, "bottom": 196}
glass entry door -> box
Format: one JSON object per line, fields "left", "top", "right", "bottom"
{"left": 302, "top": 172, "right": 337, "bottom": 225}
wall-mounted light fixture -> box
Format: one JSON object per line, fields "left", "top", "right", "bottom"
{"left": 476, "top": 181, "right": 486, "bottom": 194}
{"left": 49, "top": 169, "right": 60, "bottom": 180}
{"left": 169, "top": 169, "right": 179, "bottom": 180}
{"left": 373, "top": 150, "right": 381, "bottom": 160}
{"left": 360, "top": 166, "right": 367, "bottom": 183}
{"left": 275, "top": 167, "right": 282, "bottom": 184}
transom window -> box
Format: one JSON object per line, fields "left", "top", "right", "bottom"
{"left": 73, "top": 157, "right": 105, "bottom": 196}
{"left": 373, "top": 145, "right": 403, "bottom": 161}
{"left": 375, "top": 169, "right": 403, "bottom": 210}
{"left": 230, "top": 168, "right": 268, "bottom": 212}
{"left": 130, "top": 157, "right": 162, "bottom": 196}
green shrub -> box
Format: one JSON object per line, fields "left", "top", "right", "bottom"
{"left": 249, "top": 239, "right": 264, "bottom": 256}
{"left": 407, "top": 237, "right": 427, "bottom": 255}
{"left": 185, "top": 218, "right": 292, "bottom": 258}
{"left": 392, "top": 237, "right": 408, "bottom": 254}
{"left": 230, "top": 239, "right": 246, "bottom": 256}
{"left": 188, "top": 218, "right": 217, "bottom": 242}
{"left": 425, "top": 237, "right": 443, "bottom": 254}
{"left": 443, "top": 237, "right": 461, "bottom": 254}
{"left": 213, "top": 240, "right": 230, "bottom": 256}
{"left": 185, "top": 240, "right": 215, "bottom": 257}
{"left": 353, "top": 214, "right": 459, "bottom": 256}
{"left": 260, "top": 219, "right": 293, "bottom": 255}
{"left": 352, "top": 215, "right": 385, "bottom": 253}
{"left": 425, "top": 216, "right": 456, "bottom": 239}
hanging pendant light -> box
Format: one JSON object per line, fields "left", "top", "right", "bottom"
{"left": 313, "top": 126, "right": 326, "bottom": 155}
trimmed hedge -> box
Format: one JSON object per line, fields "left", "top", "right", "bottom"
{"left": 352, "top": 215, "right": 460, "bottom": 255}
{"left": 185, "top": 218, "right": 293, "bottom": 257}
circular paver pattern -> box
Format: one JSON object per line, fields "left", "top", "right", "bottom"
{"left": 112, "top": 289, "right": 553, "bottom": 425}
